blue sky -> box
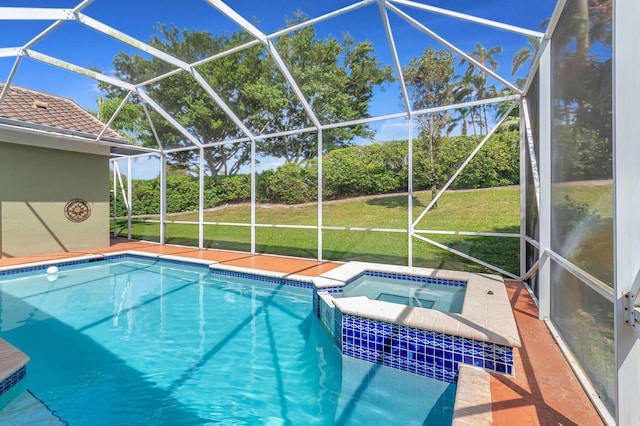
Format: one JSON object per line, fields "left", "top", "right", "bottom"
{"left": 0, "top": 0, "right": 556, "bottom": 176}
{"left": 1, "top": 0, "right": 555, "bottom": 109}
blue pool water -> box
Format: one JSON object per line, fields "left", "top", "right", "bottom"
{"left": 340, "top": 275, "right": 466, "bottom": 313}
{"left": 0, "top": 257, "right": 455, "bottom": 425}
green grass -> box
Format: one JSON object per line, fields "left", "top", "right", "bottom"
{"left": 119, "top": 182, "right": 613, "bottom": 282}
{"left": 551, "top": 180, "right": 613, "bottom": 285}
{"left": 114, "top": 186, "right": 521, "bottom": 276}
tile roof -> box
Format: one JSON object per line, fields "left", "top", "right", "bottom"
{"left": 0, "top": 82, "right": 126, "bottom": 141}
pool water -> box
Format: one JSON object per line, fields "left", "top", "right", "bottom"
{"left": 0, "top": 257, "right": 455, "bottom": 425}
{"left": 340, "top": 275, "right": 466, "bottom": 313}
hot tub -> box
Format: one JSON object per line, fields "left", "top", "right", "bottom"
{"left": 312, "top": 261, "right": 521, "bottom": 383}
{"left": 336, "top": 271, "right": 466, "bottom": 313}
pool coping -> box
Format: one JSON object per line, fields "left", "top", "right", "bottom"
{"left": 314, "top": 261, "right": 521, "bottom": 349}
{"left": 0, "top": 339, "right": 29, "bottom": 408}
{"left": 452, "top": 365, "right": 492, "bottom": 425}
{"left": 0, "top": 251, "right": 317, "bottom": 283}
{"left": 0, "top": 340, "right": 28, "bottom": 386}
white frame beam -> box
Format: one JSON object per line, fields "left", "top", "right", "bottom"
{"left": 412, "top": 100, "right": 518, "bottom": 228}
{"left": 613, "top": 0, "right": 640, "bottom": 423}
{"left": 160, "top": 153, "right": 167, "bottom": 244}
{"left": 519, "top": 102, "right": 527, "bottom": 279}
{"left": 537, "top": 41, "right": 552, "bottom": 320}
{"left": 388, "top": 0, "right": 545, "bottom": 39}
{"left": 385, "top": 2, "right": 521, "bottom": 95}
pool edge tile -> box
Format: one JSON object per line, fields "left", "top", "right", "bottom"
{"left": 452, "top": 366, "right": 492, "bottom": 426}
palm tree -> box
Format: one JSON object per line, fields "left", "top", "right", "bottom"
{"left": 96, "top": 96, "right": 147, "bottom": 143}
{"left": 467, "top": 43, "right": 503, "bottom": 72}
{"left": 448, "top": 83, "right": 480, "bottom": 136}
{"left": 494, "top": 89, "right": 520, "bottom": 133}
{"left": 458, "top": 43, "right": 503, "bottom": 133}
{"left": 510, "top": 18, "right": 549, "bottom": 87}
{"left": 511, "top": 37, "right": 541, "bottom": 78}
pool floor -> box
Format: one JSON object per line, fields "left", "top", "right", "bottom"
{"left": 0, "top": 257, "right": 455, "bottom": 425}
{"left": 341, "top": 275, "right": 466, "bottom": 313}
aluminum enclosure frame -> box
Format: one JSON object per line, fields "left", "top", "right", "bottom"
{"left": 1, "top": 1, "right": 635, "bottom": 424}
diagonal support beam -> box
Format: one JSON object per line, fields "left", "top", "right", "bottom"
{"left": 414, "top": 233, "right": 519, "bottom": 280}
{"left": 412, "top": 99, "right": 519, "bottom": 228}
{"left": 74, "top": 11, "right": 255, "bottom": 141}
{"left": 388, "top": 0, "right": 545, "bottom": 38}
{"left": 23, "top": 0, "right": 95, "bottom": 49}
{"left": 377, "top": 1, "right": 411, "bottom": 114}
{"left": 521, "top": 98, "right": 541, "bottom": 211}
{"left": 204, "top": 0, "right": 322, "bottom": 129}
{"left": 136, "top": 90, "right": 204, "bottom": 148}
{"left": 25, "top": 49, "right": 136, "bottom": 90}
{"left": 386, "top": 2, "right": 521, "bottom": 94}
{"left": 189, "top": 69, "right": 256, "bottom": 140}
{"left": 142, "top": 103, "right": 164, "bottom": 151}
{"left": 75, "top": 13, "right": 190, "bottom": 70}
{"left": 96, "top": 91, "right": 134, "bottom": 143}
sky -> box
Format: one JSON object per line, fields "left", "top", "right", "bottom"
{"left": 0, "top": 0, "right": 557, "bottom": 177}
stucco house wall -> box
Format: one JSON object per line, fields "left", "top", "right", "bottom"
{"left": 0, "top": 82, "right": 125, "bottom": 258}
{"left": 0, "top": 141, "right": 110, "bottom": 257}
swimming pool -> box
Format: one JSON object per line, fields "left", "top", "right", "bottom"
{"left": 0, "top": 256, "right": 455, "bottom": 425}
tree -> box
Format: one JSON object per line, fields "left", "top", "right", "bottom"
{"left": 550, "top": 0, "right": 612, "bottom": 182}
{"left": 258, "top": 14, "right": 394, "bottom": 163}
{"left": 494, "top": 89, "right": 520, "bottom": 133}
{"left": 98, "top": 16, "right": 393, "bottom": 174}
{"left": 511, "top": 37, "right": 541, "bottom": 78}
{"left": 98, "top": 26, "right": 268, "bottom": 176}
{"left": 403, "top": 47, "right": 456, "bottom": 208}
{"left": 447, "top": 77, "right": 482, "bottom": 136}
{"left": 95, "top": 96, "right": 148, "bottom": 144}
{"left": 459, "top": 43, "right": 503, "bottom": 132}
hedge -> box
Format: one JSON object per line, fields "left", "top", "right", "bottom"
{"left": 111, "top": 131, "right": 520, "bottom": 215}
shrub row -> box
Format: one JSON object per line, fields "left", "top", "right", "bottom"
{"left": 111, "top": 131, "right": 519, "bottom": 215}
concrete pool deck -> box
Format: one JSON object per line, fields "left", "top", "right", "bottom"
{"left": 0, "top": 238, "right": 603, "bottom": 425}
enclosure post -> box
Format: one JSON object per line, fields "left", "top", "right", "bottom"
{"left": 112, "top": 160, "right": 117, "bottom": 238}
{"left": 250, "top": 138, "right": 256, "bottom": 254}
{"left": 407, "top": 118, "right": 413, "bottom": 267}
{"left": 317, "top": 129, "right": 323, "bottom": 261}
{"left": 127, "top": 157, "right": 132, "bottom": 240}
{"left": 613, "top": 0, "right": 640, "bottom": 423}
{"left": 519, "top": 102, "right": 527, "bottom": 279}
{"left": 537, "top": 40, "right": 552, "bottom": 320}
{"left": 198, "top": 148, "right": 205, "bottom": 249}
{"left": 160, "top": 153, "right": 167, "bottom": 245}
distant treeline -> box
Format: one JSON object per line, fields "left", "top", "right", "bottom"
{"left": 111, "top": 132, "right": 519, "bottom": 216}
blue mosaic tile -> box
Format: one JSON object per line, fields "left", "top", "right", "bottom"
{"left": 334, "top": 310, "right": 343, "bottom": 349}
{"left": 0, "top": 258, "right": 103, "bottom": 276}
{"left": 339, "top": 314, "right": 514, "bottom": 383}
{"left": 346, "top": 271, "right": 467, "bottom": 288}
{"left": 0, "top": 366, "right": 26, "bottom": 397}
{"left": 0, "top": 253, "right": 214, "bottom": 278}
{"left": 313, "top": 291, "right": 319, "bottom": 317}
{"left": 208, "top": 268, "right": 313, "bottom": 289}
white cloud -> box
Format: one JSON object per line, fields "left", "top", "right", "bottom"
{"left": 374, "top": 120, "right": 410, "bottom": 142}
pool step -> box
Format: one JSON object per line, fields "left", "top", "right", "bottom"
{"left": 0, "top": 391, "right": 66, "bottom": 425}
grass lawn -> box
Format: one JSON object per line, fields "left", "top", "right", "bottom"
{"left": 113, "top": 182, "right": 614, "bottom": 278}
{"left": 114, "top": 186, "right": 521, "bottom": 276}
